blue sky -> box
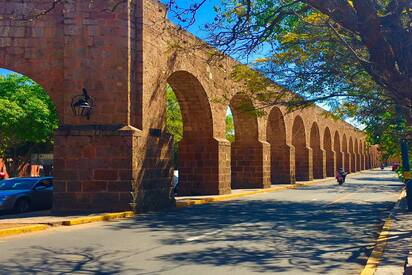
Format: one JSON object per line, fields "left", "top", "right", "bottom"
{"left": 0, "top": 68, "right": 12, "bottom": 75}
{"left": 164, "top": 0, "right": 220, "bottom": 38}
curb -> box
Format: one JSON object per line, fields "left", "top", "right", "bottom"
{"left": 0, "top": 224, "right": 49, "bottom": 238}
{"left": 61, "top": 211, "right": 135, "bottom": 226}
{"left": 0, "top": 211, "right": 135, "bottom": 238}
{"left": 360, "top": 189, "right": 406, "bottom": 275}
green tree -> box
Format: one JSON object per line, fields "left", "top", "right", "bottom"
{"left": 226, "top": 112, "right": 235, "bottom": 142}
{"left": 0, "top": 74, "right": 58, "bottom": 176}
{"left": 169, "top": 0, "right": 412, "bottom": 126}
{"left": 166, "top": 86, "right": 183, "bottom": 168}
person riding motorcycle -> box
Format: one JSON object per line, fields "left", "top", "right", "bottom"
{"left": 336, "top": 168, "right": 347, "bottom": 185}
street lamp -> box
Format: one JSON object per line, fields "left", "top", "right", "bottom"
{"left": 71, "top": 88, "right": 94, "bottom": 120}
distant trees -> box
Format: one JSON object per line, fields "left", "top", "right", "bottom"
{"left": 169, "top": 1, "right": 411, "bottom": 123}
{"left": 167, "top": 0, "right": 412, "bottom": 163}
{"left": 0, "top": 74, "right": 58, "bottom": 177}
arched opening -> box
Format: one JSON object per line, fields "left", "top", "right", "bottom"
{"left": 165, "top": 84, "right": 183, "bottom": 176}
{"left": 267, "top": 107, "right": 294, "bottom": 184}
{"left": 324, "top": 127, "right": 335, "bottom": 177}
{"left": 0, "top": 68, "right": 58, "bottom": 211}
{"left": 334, "top": 132, "right": 343, "bottom": 172}
{"left": 310, "top": 123, "right": 324, "bottom": 179}
{"left": 167, "top": 71, "right": 230, "bottom": 195}
{"left": 292, "top": 116, "right": 312, "bottom": 181}
{"left": 343, "top": 134, "right": 350, "bottom": 172}
{"left": 229, "top": 93, "right": 269, "bottom": 189}
{"left": 349, "top": 137, "right": 356, "bottom": 173}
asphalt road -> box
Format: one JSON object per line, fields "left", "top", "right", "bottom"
{"left": 0, "top": 169, "right": 403, "bottom": 275}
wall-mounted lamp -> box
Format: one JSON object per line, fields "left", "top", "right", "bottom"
{"left": 71, "top": 88, "right": 94, "bottom": 120}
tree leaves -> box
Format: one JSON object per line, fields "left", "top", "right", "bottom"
{"left": 0, "top": 74, "right": 58, "bottom": 176}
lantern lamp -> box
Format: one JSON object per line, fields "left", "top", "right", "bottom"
{"left": 71, "top": 88, "right": 94, "bottom": 120}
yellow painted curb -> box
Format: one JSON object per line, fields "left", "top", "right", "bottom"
{"left": 62, "top": 211, "right": 135, "bottom": 226}
{"left": 0, "top": 211, "right": 135, "bottom": 238}
{"left": 176, "top": 178, "right": 334, "bottom": 208}
{"left": 0, "top": 224, "right": 49, "bottom": 238}
{"left": 360, "top": 189, "right": 406, "bottom": 275}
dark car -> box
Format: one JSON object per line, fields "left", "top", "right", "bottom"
{"left": 392, "top": 163, "right": 400, "bottom": 171}
{"left": 0, "top": 177, "right": 53, "bottom": 213}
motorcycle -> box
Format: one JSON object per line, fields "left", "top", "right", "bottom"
{"left": 337, "top": 175, "right": 344, "bottom": 185}
{"left": 336, "top": 169, "right": 347, "bottom": 185}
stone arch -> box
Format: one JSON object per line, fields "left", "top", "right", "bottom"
{"left": 168, "top": 71, "right": 230, "bottom": 195}
{"left": 349, "top": 137, "right": 356, "bottom": 173}
{"left": 310, "top": 123, "right": 325, "bottom": 179}
{"left": 292, "top": 116, "right": 313, "bottom": 181}
{"left": 267, "top": 107, "right": 295, "bottom": 184}
{"left": 230, "top": 93, "right": 259, "bottom": 142}
{"left": 229, "top": 92, "right": 269, "bottom": 189}
{"left": 324, "top": 128, "right": 335, "bottom": 177}
{"left": 168, "top": 71, "right": 214, "bottom": 139}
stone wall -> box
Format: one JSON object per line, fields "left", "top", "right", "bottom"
{"left": 0, "top": 0, "right": 382, "bottom": 212}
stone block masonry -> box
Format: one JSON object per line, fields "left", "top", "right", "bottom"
{"left": 0, "top": 0, "right": 381, "bottom": 212}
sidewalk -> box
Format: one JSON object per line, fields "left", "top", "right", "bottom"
{"left": 371, "top": 191, "right": 412, "bottom": 275}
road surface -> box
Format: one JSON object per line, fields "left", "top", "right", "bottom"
{"left": 0, "top": 169, "right": 403, "bottom": 274}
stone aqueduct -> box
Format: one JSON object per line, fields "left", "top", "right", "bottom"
{"left": 0, "top": 0, "right": 380, "bottom": 212}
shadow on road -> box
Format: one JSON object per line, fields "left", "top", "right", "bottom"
{"left": 0, "top": 246, "right": 143, "bottom": 274}
{"left": 0, "top": 175, "right": 404, "bottom": 274}
{"left": 102, "top": 182, "right": 401, "bottom": 273}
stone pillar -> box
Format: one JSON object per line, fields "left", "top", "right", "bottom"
{"left": 231, "top": 141, "right": 271, "bottom": 189}
{"left": 345, "top": 152, "right": 351, "bottom": 173}
{"left": 271, "top": 144, "right": 296, "bottom": 184}
{"left": 351, "top": 153, "right": 357, "bottom": 173}
{"left": 360, "top": 153, "right": 365, "bottom": 170}
{"left": 178, "top": 138, "right": 231, "bottom": 196}
{"left": 366, "top": 154, "right": 371, "bottom": 169}
{"left": 313, "top": 147, "right": 326, "bottom": 179}
{"left": 53, "top": 126, "right": 144, "bottom": 212}
{"left": 356, "top": 154, "right": 361, "bottom": 171}
{"left": 296, "top": 146, "right": 313, "bottom": 181}
{"left": 336, "top": 151, "right": 344, "bottom": 172}
{"left": 52, "top": 1, "right": 174, "bottom": 212}
{"left": 326, "top": 150, "right": 336, "bottom": 177}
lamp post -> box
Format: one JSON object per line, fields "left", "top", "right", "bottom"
{"left": 71, "top": 88, "right": 94, "bottom": 120}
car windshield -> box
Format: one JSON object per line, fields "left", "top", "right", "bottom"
{"left": 0, "top": 179, "right": 37, "bottom": 190}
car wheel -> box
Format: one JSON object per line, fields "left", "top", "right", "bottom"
{"left": 14, "top": 199, "right": 30, "bottom": 213}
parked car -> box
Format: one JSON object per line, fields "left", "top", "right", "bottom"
{"left": 392, "top": 163, "right": 400, "bottom": 171}
{"left": 0, "top": 177, "right": 53, "bottom": 213}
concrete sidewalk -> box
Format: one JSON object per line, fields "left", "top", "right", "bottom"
{"left": 371, "top": 191, "right": 412, "bottom": 275}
